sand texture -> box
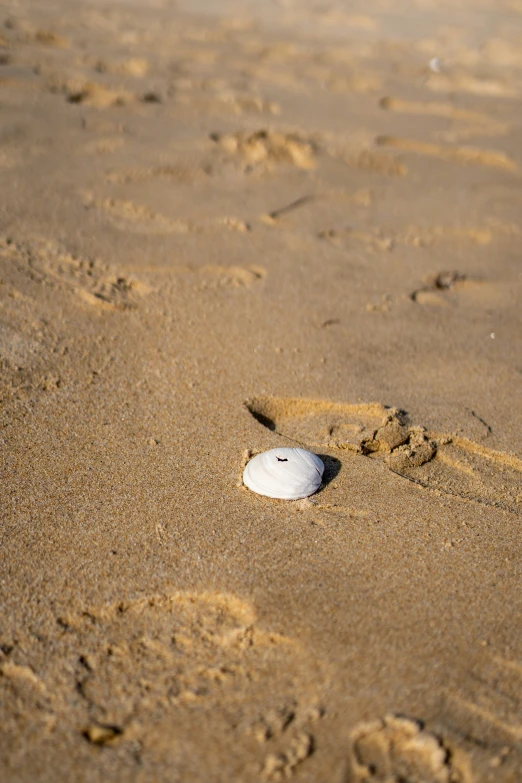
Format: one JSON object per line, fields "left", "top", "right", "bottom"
{"left": 1, "top": 0, "right": 522, "bottom": 780}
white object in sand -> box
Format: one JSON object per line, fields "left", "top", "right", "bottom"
{"left": 243, "top": 447, "right": 324, "bottom": 500}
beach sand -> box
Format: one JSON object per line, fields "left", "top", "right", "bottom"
{"left": 1, "top": 0, "right": 521, "bottom": 780}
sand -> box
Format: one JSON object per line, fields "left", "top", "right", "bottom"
{"left": 0, "top": 0, "right": 521, "bottom": 780}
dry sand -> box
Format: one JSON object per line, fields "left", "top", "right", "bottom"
{"left": 1, "top": 0, "right": 521, "bottom": 780}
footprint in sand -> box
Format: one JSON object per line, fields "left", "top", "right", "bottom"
{"left": 349, "top": 714, "right": 469, "bottom": 783}
{"left": 84, "top": 194, "right": 251, "bottom": 238}
{"left": 379, "top": 96, "right": 495, "bottom": 125}
{"left": 114, "top": 260, "right": 265, "bottom": 291}
{"left": 245, "top": 396, "right": 522, "bottom": 513}
{"left": 0, "top": 591, "right": 326, "bottom": 775}
{"left": 1, "top": 236, "right": 149, "bottom": 310}
{"left": 57, "top": 592, "right": 285, "bottom": 727}
{"left": 399, "top": 222, "right": 519, "bottom": 249}
{"left": 410, "top": 271, "right": 512, "bottom": 309}
{"left": 43, "top": 75, "right": 161, "bottom": 108}
{"left": 84, "top": 195, "right": 193, "bottom": 235}
{"left": 209, "top": 130, "right": 408, "bottom": 180}
{"left": 319, "top": 222, "right": 519, "bottom": 257}
{"left": 379, "top": 96, "right": 510, "bottom": 142}
{"left": 425, "top": 69, "right": 518, "bottom": 100}
{"left": 411, "top": 271, "right": 472, "bottom": 306}
{"left": 375, "top": 136, "right": 516, "bottom": 172}
{"left": 2, "top": 18, "right": 68, "bottom": 49}
{"left": 209, "top": 129, "right": 318, "bottom": 171}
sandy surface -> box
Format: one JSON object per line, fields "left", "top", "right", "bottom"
{"left": 1, "top": 0, "right": 521, "bottom": 780}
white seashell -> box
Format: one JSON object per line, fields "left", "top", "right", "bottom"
{"left": 243, "top": 447, "right": 324, "bottom": 500}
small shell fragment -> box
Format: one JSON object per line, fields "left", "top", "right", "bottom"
{"left": 243, "top": 447, "right": 324, "bottom": 500}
